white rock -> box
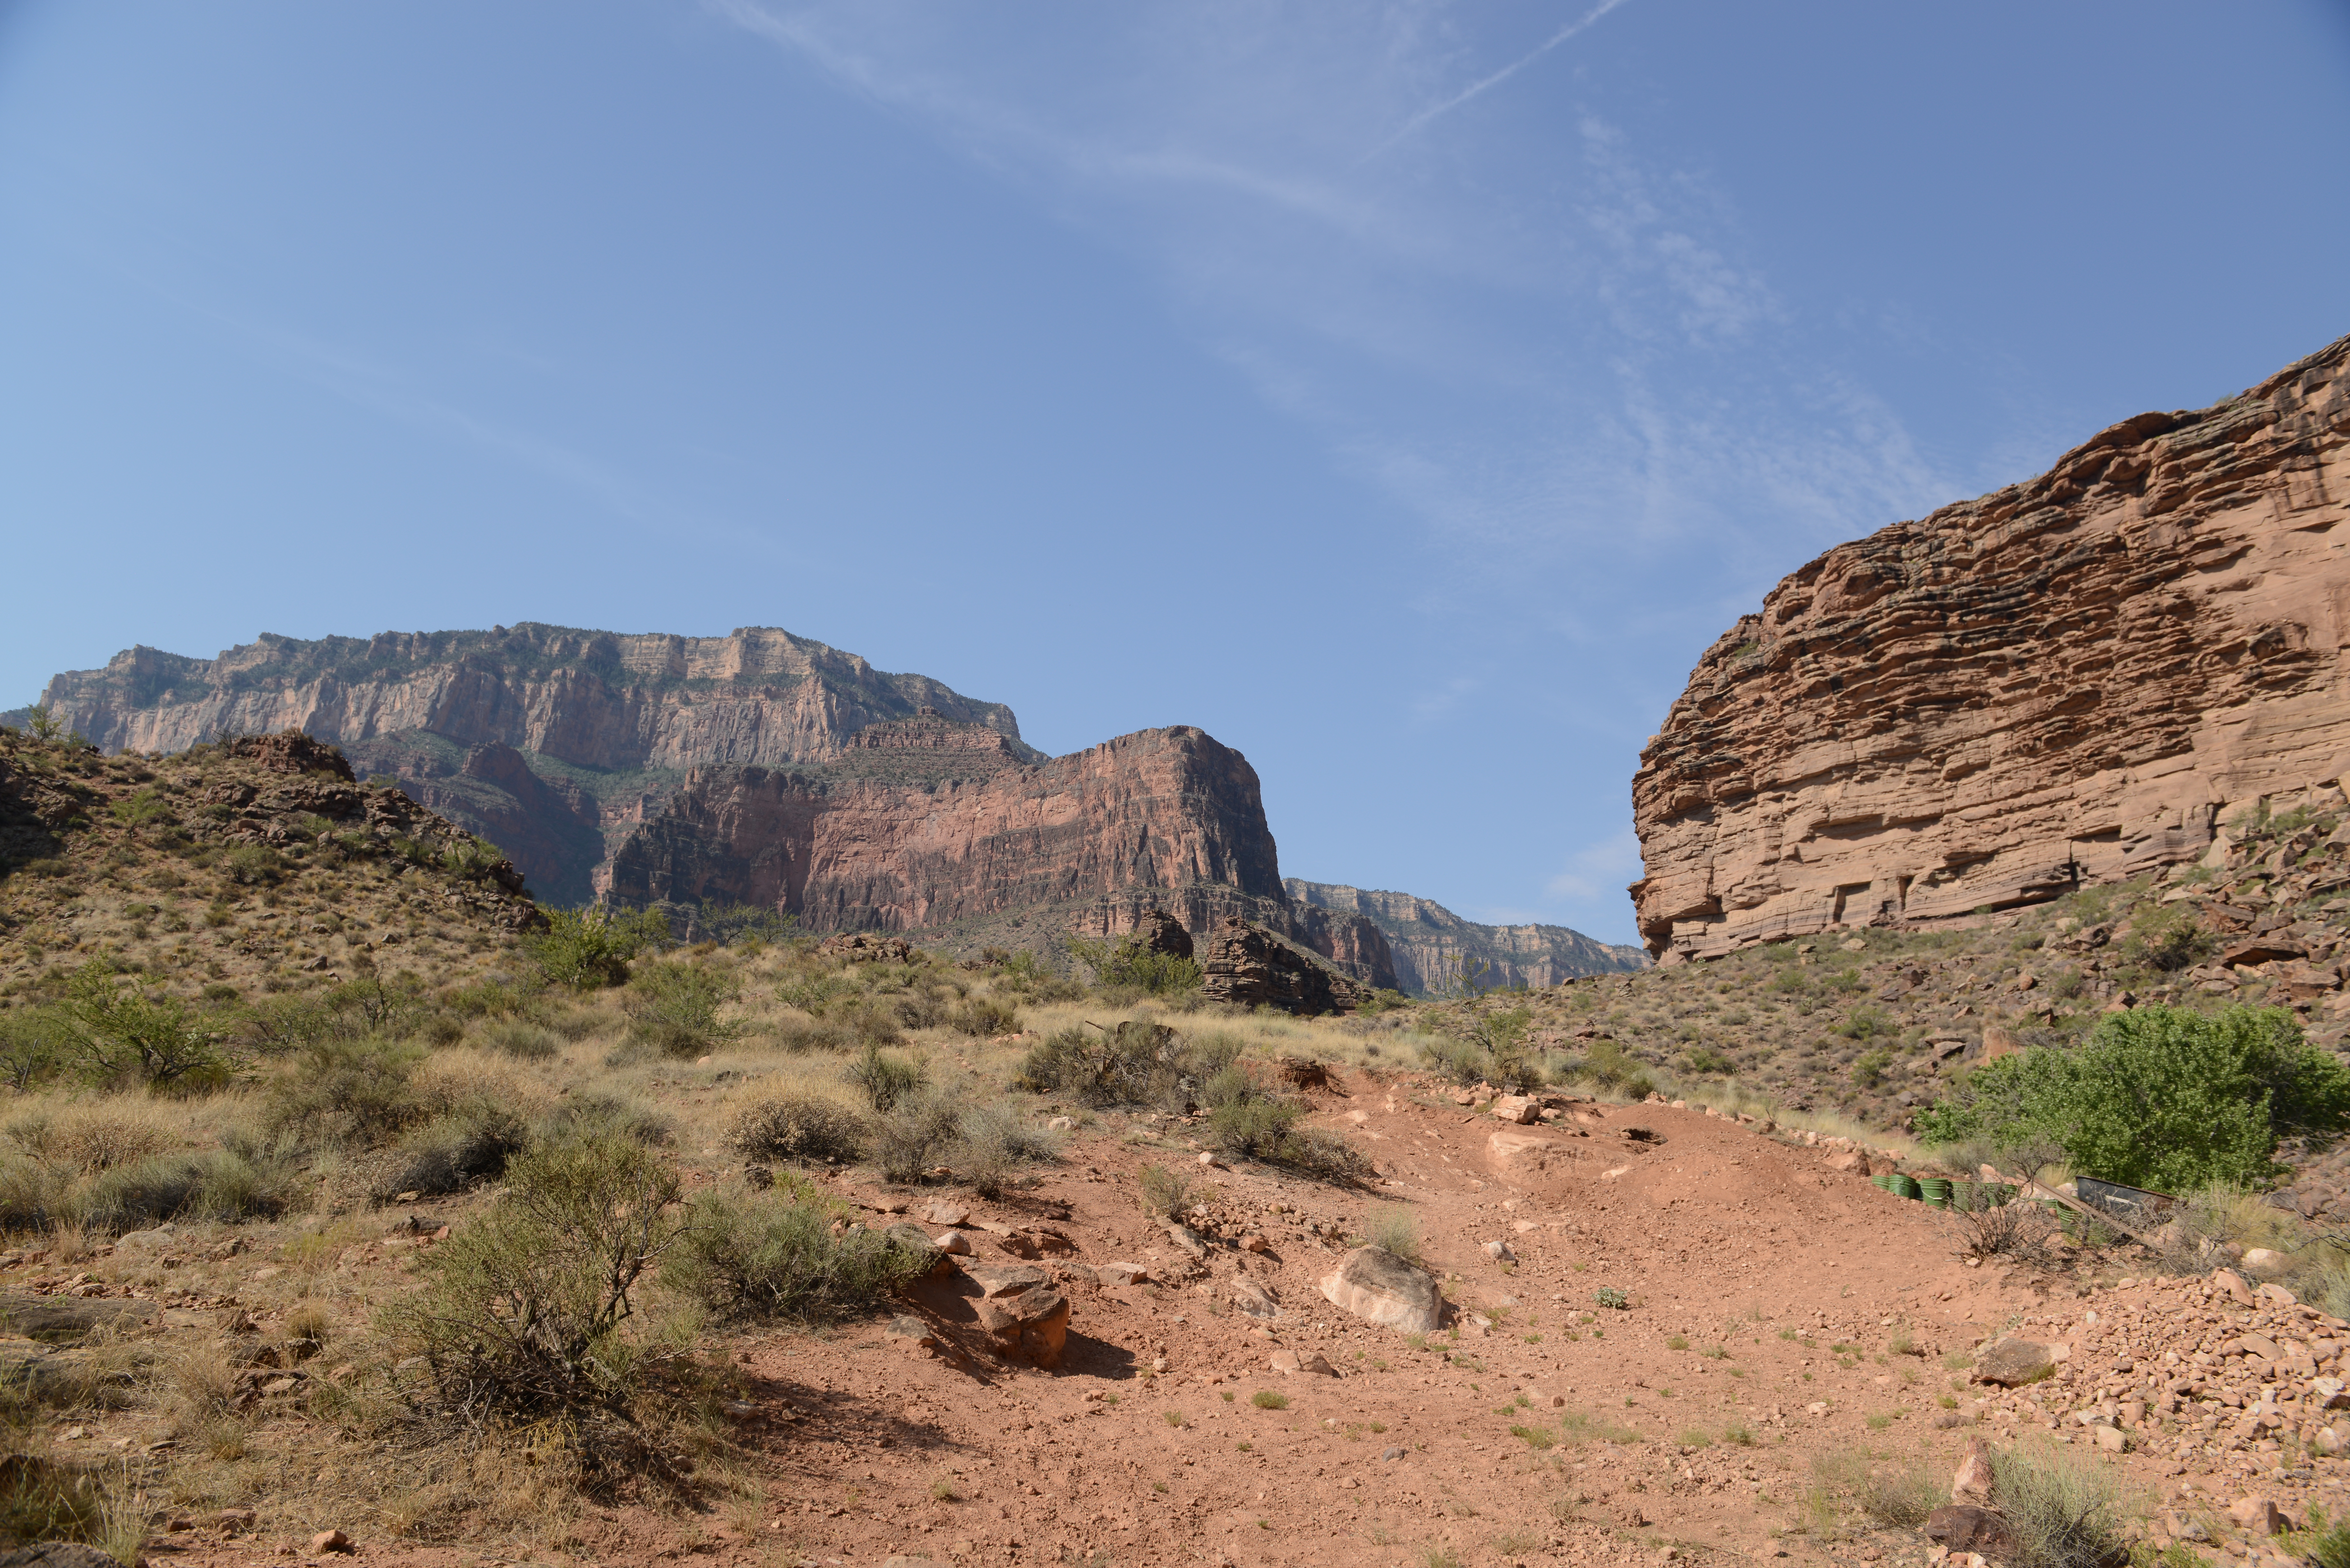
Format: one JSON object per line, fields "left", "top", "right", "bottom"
{"left": 1482, "top": 1240, "right": 1516, "bottom": 1263}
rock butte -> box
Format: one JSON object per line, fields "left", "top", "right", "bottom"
{"left": 1633, "top": 334, "right": 2350, "bottom": 961}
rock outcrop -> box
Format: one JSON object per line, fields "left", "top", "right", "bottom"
{"left": 1285, "top": 878, "right": 1647, "bottom": 991}
{"left": 1633, "top": 335, "right": 2350, "bottom": 961}
{"left": 10, "top": 625, "right": 1033, "bottom": 905}
{"left": 1196, "top": 918, "right": 1368, "bottom": 1015}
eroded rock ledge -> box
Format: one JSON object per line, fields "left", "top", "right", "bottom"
{"left": 1632, "top": 335, "right": 2350, "bottom": 962}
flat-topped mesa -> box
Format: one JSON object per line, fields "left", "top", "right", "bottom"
{"left": 1631, "top": 334, "right": 2350, "bottom": 963}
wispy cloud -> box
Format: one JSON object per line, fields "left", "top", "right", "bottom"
{"left": 1368, "top": 0, "right": 1635, "bottom": 157}
{"left": 1547, "top": 827, "right": 1643, "bottom": 902}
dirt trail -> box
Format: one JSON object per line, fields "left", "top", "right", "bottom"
{"left": 118, "top": 1074, "right": 2350, "bottom": 1566}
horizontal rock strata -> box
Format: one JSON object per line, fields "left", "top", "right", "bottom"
{"left": 1633, "top": 335, "right": 2350, "bottom": 961}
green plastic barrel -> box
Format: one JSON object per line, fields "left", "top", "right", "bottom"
{"left": 1870, "top": 1173, "right": 1894, "bottom": 1192}
{"left": 1892, "top": 1174, "right": 1924, "bottom": 1201}
{"left": 1950, "top": 1180, "right": 1977, "bottom": 1211}
{"left": 1918, "top": 1178, "right": 1954, "bottom": 1209}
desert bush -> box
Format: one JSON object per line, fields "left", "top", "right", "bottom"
{"left": 1067, "top": 933, "right": 1202, "bottom": 997}
{"left": 945, "top": 997, "right": 1020, "bottom": 1038}
{"left": 775, "top": 972, "right": 851, "bottom": 1014}
{"left": 1916, "top": 1004, "right": 2350, "bottom": 1190}
{"left": 0, "top": 1015, "right": 61, "bottom": 1093}
{"left": 1136, "top": 1163, "right": 1199, "bottom": 1219}
{"left": 481, "top": 1020, "right": 560, "bottom": 1061}
{"left": 1563, "top": 1038, "right": 1656, "bottom": 1101}
{"left": 1811, "top": 1451, "right": 1944, "bottom": 1530}
{"left": 264, "top": 1036, "right": 428, "bottom": 1150}
{"left": 369, "top": 1102, "right": 531, "bottom": 1201}
{"left": 728, "top": 1093, "right": 867, "bottom": 1166}
{"left": 11, "top": 1104, "right": 175, "bottom": 1173}
{"left": 1014, "top": 1021, "right": 1233, "bottom": 1110}
{"left": 1956, "top": 1195, "right": 2058, "bottom": 1264}
{"left": 847, "top": 1046, "right": 929, "bottom": 1113}
{"left": 956, "top": 1101, "right": 1060, "bottom": 1199}
{"left": 667, "top": 1175, "right": 926, "bottom": 1323}
{"left": 62, "top": 1149, "right": 288, "bottom": 1232}
{"left": 377, "top": 1134, "right": 694, "bottom": 1486}
{"left": 1362, "top": 1203, "right": 1421, "bottom": 1261}
{"left": 536, "top": 1091, "right": 672, "bottom": 1150}
{"left": 1989, "top": 1440, "right": 2132, "bottom": 1568}
{"left": 525, "top": 905, "right": 669, "bottom": 990}
{"left": 2117, "top": 904, "right": 2219, "bottom": 973}
{"left": 623, "top": 961, "right": 744, "bottom": 1059}
{"left": 1205, "top": 1095, "right": 1375, "bottom": 1184}
{"left": 679, "top": 901, "right": 795, "bottom": 947}
{"left": 219, "top": 844, "right": 285, "bottom": 886}
{"left": 0, "top": 1157, "right": 57, "bottom": 1232}
{"left": 1420, "top": 1035, "right": 1488, "bottom": 1087}
{"left": 52, "top": 963, "right": 235, "bottom": 1091}
{"left": 772, "top": 1018, "right": 861, "bottom": 1054}
{"left": 873, "top": 1089, "right": 963, "bottom": 1184}
{"left": 0, "top": 1452, "right": 134, "bottom": 1557}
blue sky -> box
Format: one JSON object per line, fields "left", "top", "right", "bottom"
{"left": 3, "top": 2, "right": 2346, "bottom": 945}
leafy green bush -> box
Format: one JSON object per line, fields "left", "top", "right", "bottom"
{"left": 1916, "top": 1004, "right": 2350, "bottom": 1190}
{"left": 1014, "top": 1021, "right": 1233, "bottom": 1109}
{"left": 438, "top": 837, "right": 508, "bottom": 881}
{"left": 219, "top": 844, "right": 285, "bottom": 886}
{"left": 1067, "top": 934, "right": 1202, "bottom": 997}
{"left": 377, "top": 1135, "right": 693, "bottom": 1486}
{"left": 526, "top": 905, "right": 669, "bottom": 989}
{"left": 0, "top": 1014, "right": 62, "bottom": 1091}
{"left": 686, "top": 902, "right": 796, "bottom": 946}
{"left": 727, "top": 1093, "right": 866, "bottom": 1165}
{"left": 847, "top": 1045, "right": 929, "bottom": 1112}
{"left": 264, "top": 1036, "right": 428, "bottom": 1150}
{"left": 2116, "top": 905, "right": 2218, "bottom": 972}
{"left": 623, "top": 961, "right": 743, "bottom": 1058}
{"left": 1205, "top": 1093, "right": 1374, "bottom": 1184}
{"left": 53, "top": 963, "right": 236, "bottom": 1091}
{"left": 667, "top": 1175, "right": 926, "bottom": 1323}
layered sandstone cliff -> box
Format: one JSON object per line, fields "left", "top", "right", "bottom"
{"left": 1632, "top": 335, "right": 2350, "bottom": 962}
{"left": 1283, "top": 878, "right": 1646, "bottom": 992}
{"left": 11, "top": 625, "right": 1030, "bottom": 903}
{"left": 603, "top": 720, "right": 1402, "bottom": 989}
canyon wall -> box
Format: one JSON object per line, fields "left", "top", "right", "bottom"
{"left": 1631, "top": 335, "right": 2350, "bottom": 962}
{"left": 603, "top": 719, "right": 1400, "bottom": 987}
{"left": 1283, "top": 878, "right": 1647, "bottom": 992}
{"left": 12, "top": 625, "right": 1030, "bottom": 903}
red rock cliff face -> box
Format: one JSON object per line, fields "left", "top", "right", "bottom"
{"left": 608, "top": 725, "right": 1281, "bottom": 928}
{"left": 1632, "top": 335, "right": 2350, "bottom": 962}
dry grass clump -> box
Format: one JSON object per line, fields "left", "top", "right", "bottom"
{"left": 664, "top": 1173, "right": 928, "bottom": 1323}
{"left": 728, "top": 1091, "right": 868, "bottom": 1166}
{"left": 1989, "top": 1439, "right": 2134, "bottom": 1568}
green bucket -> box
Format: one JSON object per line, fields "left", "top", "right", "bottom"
{"left": 1870, "top": 1173, "right": 1894, "bottom": 1192}
{"left": 1892, "top": 1174, "right": 1924, "bottom": 1201}
{"left": 1918, "top": 1177, "right": 1954, "bottom": 1209}
{"left": 1950, "top": 1180, "right": 1978, "bottom": 1211}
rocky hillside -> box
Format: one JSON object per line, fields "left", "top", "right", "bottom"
{"left": 10, "top": 624, "right": 1033, "bottom": 905}
{"left": 606, "top": 715, "right": 1401, "bottom": 988}
{"left": 1284, "top": 877, "right": 1647, "bottom": 992}
{"left": 1634, "top": 335, "right": 2350, "bottom": 962}
{"left": 0, "top": 727, "right": 541, "bottom": 1004}
{"left": 1414, "top": 771, "right": 2350, "bottom": 1141}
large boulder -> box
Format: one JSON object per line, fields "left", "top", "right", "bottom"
{"left": 1198, "top": 918, "right": 1367, "bottom": 1016}
{"left": 1320, "top": 1246, "right": 1444, "bottom": 1333}
{"left": 1973, "top": 1338, "right": 2054, "bottom": 1387}
{"left": 1132, "top": 909, "right": 1194, "bottom": 960}
{"left": 961, "top": 1263, "right": 1068, "bottom": 1367}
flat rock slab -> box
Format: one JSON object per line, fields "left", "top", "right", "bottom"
{"left": 0, "top": 1294, "right": 154, "bottom": 1344}
{"left": 1320, "top": 1246, "right": 1443, "bottom": 1333}
{"left": 961, "top": 1263, "right": 1047, "bottom": 1299}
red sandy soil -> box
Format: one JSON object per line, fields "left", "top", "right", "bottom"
{"left": 117, "top": 1074, "right": 2350, "bottom": 1567}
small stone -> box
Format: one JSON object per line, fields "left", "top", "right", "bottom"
{"left": 2242, "top": 1248, "right": 2291, "bottom": 1278}
{"left": 1951, "top": 1437, "right": 1994, "bottom": 1504}
{"left": 935, "top": 1232, "right": 973, "bottom": 1255}
{"left": 924, "top": 1202, "right": 972, "bottom": 1228}
{"left": 1240, "top": 1234, "right": 1271, "bottom": 1254}
{"left": 1046, "top": 1117, "right": 1074, "bottom": 1132}
{"left": 1482, "top": 1240, "right": 1516, "bottom": 1263}
{"left": 1382, "top": 1445, "right": 1407, "bottom": 1460}
{"left": 310, "top": 1529, "right": 354, "bottom": 1554}
{"left": 1197, "top": 1151, "right": 1223, "bottom": 1168}
{"left": 2214, "top": 1269, "right": 2255, "bottom": 1306}
{"left": 1974, "top": 1339, "right": 2054, "bottom": 1387}
{"left": 1096, "top": 1262, "right": 1150, "bottom": 1287}
{"left": 2094, "top": 1425, "right": 2127, "bottom": 1452}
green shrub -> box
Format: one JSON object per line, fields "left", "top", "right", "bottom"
{"left": 377, "top": 1135, "right": 693, "bottom": 1485}
{"left": 1014, "top": 1021, "right": 1232, "bottom": 1109}
{"left": 728, "top": 1093, "right": 867, "bottom": 1165}
{"left": 1362, "top": 1203, "right": 1421, "bottom": 1260}
{"left": 1988, "top": 1440, "right": 2130, "bottom": 1568}
{"left": 481, "top": 1020, "right": 560, "bottom": 1061}
{"left": 847, "top": 1045, "right": 929, "bottom": 1113}
{"left": 667, "top": 1175, "right": 925, "bottom": 1323}
{"left": 264, "top": 1036, "right": 428, "bottom": 1150}
{"left": 526, "top": 905, "right": 670, "bottom": 989}
{"left": 370, "top": 1103, "right": 531, "bottom": 1200}
{"left": 956, "top": 1101, "right": 1059, "bottom": 1199}
{"left": 1137, "top": 1163, "right": 1201, "bottom": 1218}
{"left": 438, "top": 837, "right": 508, "bottom": 881}
{"left": 219, "top": 844, "right": 285, "bottom": 885}
{"left": 54, "top": 963, "right": 236, "bottom": 1090}
{"left": 1067, "top": 934, "right": 1202, "bottom": 997}
{"left": 62, "top": 1149, "right": 288, "bottom": 1232}
{"left": 1205, "top": 1095, "right": 1375, "bottom": 1183}
{"left": 623, "top": 961, "right": 743, "bottom": 1058}
{"left": 683, "top": 902, "right": 796, "bottom": 947}
{"left": 0, "top": 1014, "right": 62, "bottom": 1091}
{"left": 944, "top": 997, "right": 1020, "bottom": 1038}
{"left": 873, "top": 1090, "right": 962, "bottom": 1184}
{"left": 1916, "top": 1004, "right": 2350, "bottom": 1190}
{"left": 2117, "top": 905, "right": 2218, "bottom": 972}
